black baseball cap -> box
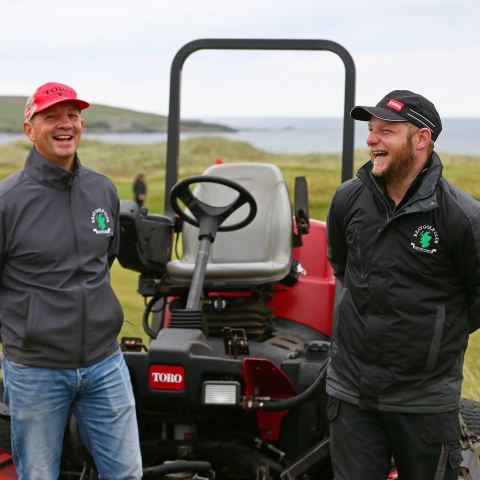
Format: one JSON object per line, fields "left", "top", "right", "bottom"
{"left": 351, "top": 90, "right": 442, "bottom": 141}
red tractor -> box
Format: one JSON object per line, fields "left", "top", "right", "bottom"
{"left": 0, "top": 39, "right": 478, "bottom": 480}
{"left": 116, "top": 38, "right": 353, "bottom": 480}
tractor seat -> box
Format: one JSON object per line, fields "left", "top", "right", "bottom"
{"left": 166, "top": 163, "right": 294, "bottom": 285}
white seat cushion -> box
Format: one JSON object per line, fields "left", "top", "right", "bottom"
{"left": 167, "top": 163, "right": 293, "bottom": 285}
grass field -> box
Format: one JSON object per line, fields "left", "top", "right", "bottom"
{"left": 1, "top": 136, "right": 480, "bottom": 400}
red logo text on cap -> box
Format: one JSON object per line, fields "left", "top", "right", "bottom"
{"left": 149, "top": 365, "right": 185, "bottom": 390}
{"left": 387, "top": 99, "right": 404, "bottom": 111}
{"left": 42, "top": 86, "right": 74, "bottom": 96}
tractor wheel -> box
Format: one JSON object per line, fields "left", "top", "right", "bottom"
{"left": 0, "top": 382, "right": 11, "bottom": 452}
{"left": 459, "top": 397, "right": 480, "bottom": 436}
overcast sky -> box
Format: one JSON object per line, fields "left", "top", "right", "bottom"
{"left": 1, "top": 0, "right": 478, "bottom": 119}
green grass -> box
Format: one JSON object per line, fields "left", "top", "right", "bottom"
{"left": 0, "top": 97, "right": 26, "bottom": 132}
{"left": 464, "top": 330, "right": 480, "bottom": 400}
{"left": 1, "top": 137, "right": 480, "bottom": 400}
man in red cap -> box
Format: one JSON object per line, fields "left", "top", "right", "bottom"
{"left": 0, "top": 82, "right": 142, "bottom": 479}
{"left": 326, "top": 90, "right": 480, "bottom": 479}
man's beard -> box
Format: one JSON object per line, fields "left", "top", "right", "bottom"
{"left": 370, "top": 135, "right": 416, "bottom": 184}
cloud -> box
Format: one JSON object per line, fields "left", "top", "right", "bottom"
{"left": 180, "top": 50, "right": 346, "bottom": 117}
{"left": 355, "top": 47, "right": 480, "bottom": 117}
{"left": 1, "top": 0, "right": 479, "bottom": 117}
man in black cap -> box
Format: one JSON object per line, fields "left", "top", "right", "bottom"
{"left": 326, "top": 90, "right": 480, "bottom": 479}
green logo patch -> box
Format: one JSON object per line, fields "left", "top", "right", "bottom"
{"left": 96, "top": 213, "right": 107, "bottom": 230}
{"left": 411, "top": 225, "right": 439, "bottom": 254}
{"left": 419, "top": 230, "right": 432, "bottom": 248}
{"left": 91, "top": 208, "right": 111, "bottom": 234}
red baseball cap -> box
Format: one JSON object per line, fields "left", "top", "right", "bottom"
{"left": 25, "top": 82, "right": 90, "bottom": 121}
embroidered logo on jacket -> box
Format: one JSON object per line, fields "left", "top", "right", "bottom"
{"left": 91, "top": 208, "right": 111, "bottom": 234}
{"left": 411, "top": 225, "right": 439, "bottom": 254}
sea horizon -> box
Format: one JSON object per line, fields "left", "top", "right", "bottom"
{"left": 1, "top": 117, "right": 480, "bottom": 156}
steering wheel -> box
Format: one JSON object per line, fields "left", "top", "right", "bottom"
{"left": 170, "top": 175, "right": 257, "bottom": 235}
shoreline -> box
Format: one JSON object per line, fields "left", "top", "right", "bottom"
{"left": 2, "top": 117, "right": 480, "bottom": 156}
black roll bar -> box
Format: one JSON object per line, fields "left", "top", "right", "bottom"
{"left": 164, "top": 38, "right": 356, "bottom": 217}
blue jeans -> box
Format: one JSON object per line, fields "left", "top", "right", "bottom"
{"left": 2, "top": 348, "right": 143, "bottom": 480}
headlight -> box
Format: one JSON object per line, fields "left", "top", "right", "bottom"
{"left": 202, "top": 381, "right": 241, "bottom": 406}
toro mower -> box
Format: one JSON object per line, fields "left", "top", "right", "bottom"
{"left": 0, "top": 39, "right": 479, "bottom": 480}
{"left": 115, "top": 38, "right": 355, "bottom": 480}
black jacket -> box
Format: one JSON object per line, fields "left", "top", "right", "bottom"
{"left": 133, "top": 178, "right": 146, "bottom": 201}
{"left": 326, "top": 152, "right": 480, "bottom": 412}
{"left": 0, "top": 148, "right": 123, "bottom": 368}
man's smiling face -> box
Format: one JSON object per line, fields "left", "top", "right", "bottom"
{"left": 23, "top": 101, "right": 84, "bottom": 170}
{"left": 367, "top": 116, "right": 416, "bottom": 184}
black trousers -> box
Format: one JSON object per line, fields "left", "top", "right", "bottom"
{"left": 328, "top": 397, "right": 462, "bottom": 480}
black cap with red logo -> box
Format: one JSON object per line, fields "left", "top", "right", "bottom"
{"left": 351, "top": 90, "right": 442, "bottom": 141}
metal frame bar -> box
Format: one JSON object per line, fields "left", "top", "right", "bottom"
{"left": 280, "top": 438, "right": 330, "bottom": 480}
{"left": 164, "top": 38, "right": 356, "bottom": 217}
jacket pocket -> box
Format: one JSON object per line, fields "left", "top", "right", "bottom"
{"left": 327, "top": 396, "right": 340, "bottom": 421}
{"left": 448, "top": 445, "right": 462, "bottom": 469}
{"left": 346, "top": 225, "right": 359, "bottom": 245}
{"left": 106, "top": 283, "right": 123, "bottom": 329}
{"left": 420, "top": 409, "right": 461, "bottom": 444}
{"left": 331, "top": 285, "right": 346, "bottom": 355}
{"left": 424, "top": 306, "right": 445, "bottom": 372}
{"left": 346, "top": 225, "right": 364, "bottom": 280}
{"left": 85, "top": 283, "right": 124, "bottom": 339}
{"left": 22, "top": 293, "right": 37, "bottom": 348}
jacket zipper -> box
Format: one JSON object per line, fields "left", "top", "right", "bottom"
{"left": 67, "top": 174, "right": 87, "bottom": 367}
{"left": 371, "top": 181, "right": 393, "bottom": 235}
{"left": 374, "top": 186, "right": 435, "bottom": 235}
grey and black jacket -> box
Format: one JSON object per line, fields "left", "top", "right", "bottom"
{"left": 0, "top": 148, "right": 123, "bottom": 368}
{"left": 326, "top": 152, "right": 480, "bottom": 413}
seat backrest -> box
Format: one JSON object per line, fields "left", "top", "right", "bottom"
{"left": 174, "top": 163, "right": 293, "bottom": 284}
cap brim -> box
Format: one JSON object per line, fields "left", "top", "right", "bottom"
{"left": 34, "top": 97, "right": 90, "bottom": 115}
{"left": 351, "top": 106, "right": 406, "bottom": 122}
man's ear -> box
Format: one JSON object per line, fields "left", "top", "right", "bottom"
{"left": 416, "top": 128, "right": 432, "bottom": 151}
{"left": 23, "top": 121, "right": 35, "bottom": 142}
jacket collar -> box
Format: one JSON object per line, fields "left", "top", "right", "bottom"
{"left": 24, "top": 147, "right": 82, "bottom": 189}
{"left": 357, "top": 151, "right": 443, "bottom": 210}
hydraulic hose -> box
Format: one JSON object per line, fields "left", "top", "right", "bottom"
{"left": 260, "top": 357, "right": 330, "bottom": 412}
{"left": 143, "top": 294, "right": 164, "bottom": 339}
{"left": 142, "top": 461, "right": 212, "bottom": 478}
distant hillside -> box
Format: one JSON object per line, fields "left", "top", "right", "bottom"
{"left": 0, "top": 96, "right": 234, "bottom": 134}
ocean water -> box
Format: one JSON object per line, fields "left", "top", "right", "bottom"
{"left": 1, "top": 117, "right": 479, "bottom": 155}
{"left": 201, "top": 117, "right": 480, "bottom": 156}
